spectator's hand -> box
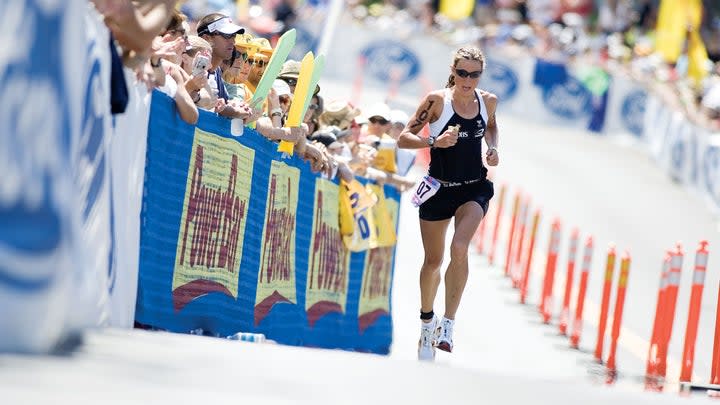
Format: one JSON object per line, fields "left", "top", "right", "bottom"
{"left": 185, "top": 74, "right": 208, "bottom": 93}
{"left": 152, "top": 36, "right": 184, "bottom": 60}
{"left": 216, "top": 99, "right": 251, "bottom": 119}
{"left": 336, "top": 161, "right": 354, "bottom": 183}
{"left": 486, "top": 147, "right": 499, "bottom": 166}
{"left": 245, "top": 106, "right": 264, "bottom": 124}
{"left": 436, "top": 124, "right": 459, "bottom": 148}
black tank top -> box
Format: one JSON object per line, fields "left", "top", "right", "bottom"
{"left": 428, "top": 93, "right": 487, "bottom": 182}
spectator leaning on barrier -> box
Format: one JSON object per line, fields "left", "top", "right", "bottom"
{"left": 304, "top": 94, "right": 323, "bottom": 135}
{"left": 150, "top": 10, "right": 199, "bottom": 124}
{"left": 247, "top": 38, "right": 274, "bottom": 91}
{"left": 180, "top": 35, "right": 215, "bottom": 110}
{"left": 196, "top": 13, "right": 254, "bottom": 121}
{"left": 222, "top": 47, "right": 250, "bottom": 102}
{"left": 278, "top": 59, "right": 321, "bottom": 97}
{"left": 318, "top": 99, "right": 361, "bottom": 161}
{"left": 390, "top": 109, "right": 416, "bottom": 176}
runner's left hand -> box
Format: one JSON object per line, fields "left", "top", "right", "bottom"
{"left": 486, "top": 147, "right": 499, "bottom": 166}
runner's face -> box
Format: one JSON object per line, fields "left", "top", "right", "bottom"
{"left": 452, "top": 59, "right": 483, "bottom": 93}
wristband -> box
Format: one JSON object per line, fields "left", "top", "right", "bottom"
{"left": 150, "top": 57, "right": 162, "bottom": 68}
{"left": 270, "top": 107, "right": 283, "bottom": 116}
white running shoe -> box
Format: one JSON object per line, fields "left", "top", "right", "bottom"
{"left": 436, "top": 317, "right": 454, "bottom": 353}
{"left": 417, "top": 316, "right": 439, "bottom": 361}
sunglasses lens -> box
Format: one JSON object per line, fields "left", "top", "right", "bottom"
{"left": 456, "top": 69, "right": 481, "bottom": 78}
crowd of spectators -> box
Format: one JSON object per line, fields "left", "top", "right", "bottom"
{"left": 351, "top": 0, "right": 720, "bottom": 131}
{"left": 91, "top": 0, "right": 417, "bottom": 194}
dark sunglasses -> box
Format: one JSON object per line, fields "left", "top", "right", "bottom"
{"left": 455, "top": 68, "right": 482, "bottom": 79}
{"left": 308, "top": 103, "right": 319, "bottom": 110}
{"left": 369, "top": 117, "right": 389, "bottom": 125}
{"left": 282, "top": 78, "right": 297, "bottom": 86}
{"left": 231, "top": 49, "right": 248, "bottom": 62}
{"left": 248, "top": 58, "right": 266, "bottom": 68}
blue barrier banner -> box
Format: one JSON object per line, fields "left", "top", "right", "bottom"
{"left": 136, "top": 93, "right": 398, "bottom": 354}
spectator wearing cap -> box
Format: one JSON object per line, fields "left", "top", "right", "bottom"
{"left": 278, "top": 60, "right": 321, "bottom": 96}
{"left": 247, "top": 38, "right": 274, "bottom": 91}
{"left": 364, "top": 102, "right": 397, "bottom": 173}
{"left": 196, "top": 13, "right": 254, "bottom": 120}
{"left": 363, "top": 102, "right": 416, "bottom": 191}
{"left": 255, "top": 79, "right": 305, "bottom": 143}
{"left": 225, "top": 33, "right": 258, "bottom": 102}
{"left": 223, "top": 47, "right": 251, "bottom": 102}
{"left": 304, "top": 94, "right": 324, "bottom": 135}
{"left": 390, "top": 109, "right": 416, "bottom": 176}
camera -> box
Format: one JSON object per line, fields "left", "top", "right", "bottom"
{"left": 191, "top": 52, "right": 210, "bottom": 77}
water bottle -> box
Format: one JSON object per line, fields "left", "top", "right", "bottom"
{"left": 227, "top": 332, "right": 266, "bottom": 343}
{"left": 230, "top": 118, "right": 244, "bottom": 136}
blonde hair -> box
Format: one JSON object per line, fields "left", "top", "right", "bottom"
{"left": 185, "top": 35, "right": 211, "bottom": 56}
{"left": 445, "top": 47, "right": 485, "bottom": 88}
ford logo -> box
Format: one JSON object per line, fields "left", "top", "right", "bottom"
{"left": 621, "top": 90, "right": 646, "bottom": 136}
{"left": 542, "top": 77, "right": 592, "bottom": 119}
{"left": 483, "top": 60, "right": 518, "bottom": 101}
{"left": 361, "top": 41, "right": 420, "bottom": 84}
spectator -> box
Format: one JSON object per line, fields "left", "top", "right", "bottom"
{"left": 196, "top": 13, "right": 253, "bottom": 120}
{"left": 150, "top": 10, "right": 199, "bottom": 124}
{"left": 278, "top": 60, "right": 321, "bottom": 96}
{"left": 247, "top": 38, "right": 274, "bottom": 91}
{"left": 179, "top": 35, "right": 215, "bottom": 110}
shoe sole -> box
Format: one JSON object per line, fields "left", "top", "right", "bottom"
{"left": 436, "top": 341, "right": 452, "bottom": 353}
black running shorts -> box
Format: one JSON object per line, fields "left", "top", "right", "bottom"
{"left": 419, "top": 179, "right": 494, "bottom": 221}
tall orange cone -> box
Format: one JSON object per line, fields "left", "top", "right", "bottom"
{"left": 570, "top": 236, "right": 593, "bottom": 349}
{"left": 607, "top": 252, "right": 631, "bottom": 373}
{"left": 680, "top": 241, "right": 709, "bottom": 382}
{"left": 646, "top": 250, "right": 671, "bottom": 378}
{"left": 488, "top": 184, "right": 506, "bottom": 266}
{"left": 559, "top": 228, "right": 579, "bottom": 335}
{"left": 520, "top": 210, "right": 541, "bottom": 304}
{"left": 594, "top": 244, "right": 616, "bottom": 363}
{"left": 657, "top": 243, "right": 684, "bottom": 378}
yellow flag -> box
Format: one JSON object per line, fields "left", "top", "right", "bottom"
{"left": 655, "top": 0, "right": 704, "bottom": 65}
{"left": 687, "top": 29, "right": 709, "bottom": 87}
{"left": 655, "top": 0, "right": 686, "bottom": 63}
{"left": 439, "top": 0, "right": 474, "bottom": 20}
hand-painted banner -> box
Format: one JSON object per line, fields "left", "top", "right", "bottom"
{"left": 172, "top": 128, "right": 254, "bottom": 312}
{"left": 136, "top": 93, "right": 400, "bottom": 354}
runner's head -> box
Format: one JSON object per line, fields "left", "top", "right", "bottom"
{"left": 446, "top": 47, "right": 485, "bottom": 89}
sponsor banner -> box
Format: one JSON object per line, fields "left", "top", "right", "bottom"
{"left": 305, "top": 178, "right": 350, "bottom": 328}
{"left": 604, "top": 73, "right": 647, "bottom": 138}
{"left": 254, "top": 161, "right": 300, "bottom": 326}
{"left": 642, "top": 94, "right": 720, "bottom": 214}
{"left": 136, "top": 93, "right": 400, "bottom": 353}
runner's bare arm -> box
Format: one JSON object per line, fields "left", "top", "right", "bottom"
{"left": 397, "top": 92, "right": 443, "bottom": 149}
{"left": 482, "top": 91, "right": 499, "bottom": 166}
{"left": 482, "top": 92, "right": 499, "bottom": 150}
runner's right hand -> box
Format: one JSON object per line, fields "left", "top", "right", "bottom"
{"left": 437, "top": 125, "right": 459, "bottom": 148}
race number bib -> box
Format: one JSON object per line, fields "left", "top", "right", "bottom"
{"left": 411, "top": 175, "right": 441, "bottom": 207}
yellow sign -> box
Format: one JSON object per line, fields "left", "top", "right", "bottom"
{"left": 305, "top": 178, "right": 351, "bottom": 327}
{"left": 368, "top": 184, "right": 397, "bottom": 248}
{"left": 254, "top": 160, "right": 300, "bottom": 325}
{"left": 172, "top": 128, "right": 254, "bottom": 311}
{"left": 358, "top": 246, "right": 395, "bottom": 333}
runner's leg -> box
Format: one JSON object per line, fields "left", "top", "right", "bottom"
{"left": 419, "top": 218, "right": 450, "bottom": 316}
{"left": 443, "top": 201, "right": 484, "bottom": 319}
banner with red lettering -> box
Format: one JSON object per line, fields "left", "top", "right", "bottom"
{"left": 135, "top": 93, "right": 400, "bottom": 354}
